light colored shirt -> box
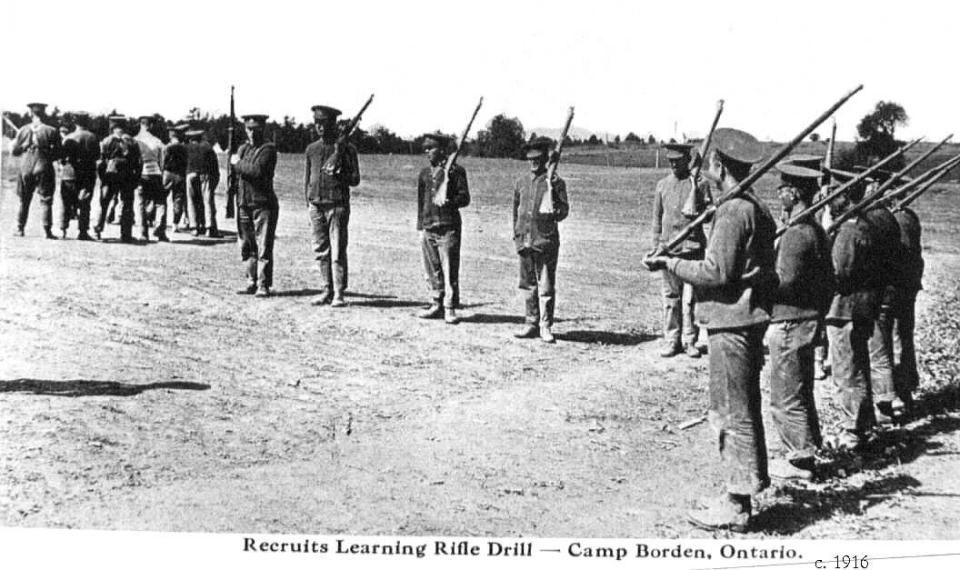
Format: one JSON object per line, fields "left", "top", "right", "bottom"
{"left": 135, "top": 129, "right": 164, "bottom": 176}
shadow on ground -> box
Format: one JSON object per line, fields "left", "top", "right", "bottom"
{"left": 0, "top": 379, "right": 210, "bottom": 397}
{"left": 559, "top": 329, "right": 659, "bottom": 346}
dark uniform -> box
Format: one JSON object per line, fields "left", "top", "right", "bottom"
{"left": 891, "top": 206, "right": 923, "bottom": 403}
{"left": 185, "top": 130, "right": 221, "bottom": 237}
{"left": 650, "top": 143, "right": 708, "bottom": 357}
{"left": 58, "top": 115, "right": 100, "bottom": 239}
{"left": 646, "top": 128, "right": 776, "bottom": 531}
{"left": 304, "top": 105, "right": 360, "bottom": 306}
{"left": 163, "top": 125, "right": 189, "bottom": 230}
{"left": 767, "top": 157, "right": 833, "bottom": 480}
{"left": 417, "top": 133, "right": 470, "bottom": 322}
{"left": 12, "top": 103, "right": 62, "bottom": 238}
{"left": 95, "top": 116, "right": 142, "bottom": 242}
{"left": 233, "top": 114, "right": 279, "bottom": 297}
{"left": 513, "top": 137, "right": 570, "bottom": 343}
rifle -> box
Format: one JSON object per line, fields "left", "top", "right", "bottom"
{"left": 775, "top": 138, "right": 920, "bottom": 237}
{"left": 869, "top": 134, "right": 953, "bottom": 197}
{"left": 3, "top": 113, "right": 20, "bottom": 136}
{"left": 433, "top": 97, "right": 483, "bottom": 207}
{"left": 890, "top": 154, "right": 960, "bottom": 212}
{"left": 680, "top": 100, "right": 724, "bottom": 217}
{"left": 226, "top": 85, "right": 237, "bottom": 219}
{"left": 823, "top": 118, "right": 837, "bottom": 186}
{"left": 645, "top": 84, "right": 863, "bottom": 260}
{"left": 321, "top": 93, "right": 375, "bottom": 175}
{"left": 537, "top": 106, "right": 575, "bottom": 214}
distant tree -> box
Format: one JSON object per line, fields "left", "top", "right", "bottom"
{"left": 624, "top": 132, "right": 642, "bottom": 143}
{"left": 857, "top": 101, "right": 908, "bottom": 141}
{"left": 613, "top": 135, "right": 621, "bottom": 145}
{"left": 475, "top": 114, "right": 525, "bottom": 158}
{"left": 587, "top": 134, "right": 600, "bottom": 145}
{"left": 809, "top": 133, "right": 820, "bottom": 142}
{"left": 837, "top": 100, "right": 909, "bottom": 171}
{"left": 528, "top": 132, "right": 538, "bottom": 142}
{"left": 647, "top": 134, "right": 657, "bottom": 145}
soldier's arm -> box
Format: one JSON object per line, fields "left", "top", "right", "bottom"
{"left": 452, "top": 166, "right": 470, "bottom": 208}
{"left": 513, "top": 179, "right": 520, "bottom": 233}
{"left": 235, "top": 145, "right": 277, "bottom": 178}
{"left": 669, "top": 206, "right": 746, "bottom": 287}
{"left": 650, "top": 182, "right": 664, "bottom": 248}
{"left": 831, "top": 224, "right": 859, "bottom": 294}
{"left": 773, "top": 227, "right": 808, "bottom": 296}
{"left": 207, "top": 148, "right": 220, "bottom": 188}
{"left": 346, "top": 146, "right": 360, "bottom": 187}
{"left": 304, "top": 148, "right": 311, "bottom": 201}
{"left": 553, "top": 177, "right": 569, "bottom": 222}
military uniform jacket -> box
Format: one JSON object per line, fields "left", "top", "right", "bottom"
{"left": 304, "top": 140, "right": 360, "bottom": 206}
{"left": 416, "top": 164, "right": 470, "bottom": 231}
{"left": 135, "top": 131, "right": 165, "bottom": 176}
{"left": 100, "top": 134, "right": 142, "bottom": 180}
{"left": 234, "top": 141, "right": 279, "bottom": 210}
{"left": 185, "top": 141, "right": 221, "bottom": 187}
{"left": 771, "top": 219, "right": 833, "bottom": 322}
{"left": 12, "top": 122, "right": 61, "bottom": 176}
{"left": 864, "top": 206, "right": 906, "bottom": 299}
{"left": 650, "top": 172, "right": 707, "bottom": 253}
{"left": 827, "top": 216, "right": 880, "bottom": 322}
{"left": 669, "top": 193, "right": 777, "bottom": 330}
{"left": 162, "top": 142, "right": 187, "bottom": 175}
{"left": 513, "top": 172, "right": 569, "bottom": 253}
{"left": 893, "top": 207, "right": 923, "bottom": 292}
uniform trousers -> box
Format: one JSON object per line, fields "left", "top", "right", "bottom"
{"left": 95, "top": 174, "right": 137, "bottom": 237}
{"left": 867, "top": 298, "right": 897, "bottom": 406}
{"left": 766, "top": 319, "right": 822, "bottom": 462}
{"left": 892, "top": 289, "right": 919, "bottom": 397}
{"left": 827, "top": 318, "right": 876, "bottom": 435}
{"left": 16, "top": 164, "right": 56, "bottom": 231}
{"left": 164, "top": 172, "right": 188, "bottom": 226}
{"left": 660, "top": 250, "right": 701, "bottom": 349}
{"left": 308, "top": 203, "right": 350, "bottom": 298}
{"left": 421, "top": 226, "right": 461, "bottom": 308}
{"left": 707, "top": 325, "right": 770, "bottom": 495}
{"left": 139, "top": 175, "right": 168, "bottom": 234}
{"left": 239, "top": 205, "right": 279, "bottom": 289}
{"left": 186, "top": 173, "right": 217, "bottom": 231}
{"left": 518, "top": 245, "right": 558, "bottom": 327}
{"left": 59, "top": 171, "right": 96, "bottom": 233}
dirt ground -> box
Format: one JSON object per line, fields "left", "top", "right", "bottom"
{"left": 1, "top": 152, "right": 958, "bottom": 538}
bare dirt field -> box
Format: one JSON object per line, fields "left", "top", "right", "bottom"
{"left": 1, "top": 152, "right": 958, "bottom": 538}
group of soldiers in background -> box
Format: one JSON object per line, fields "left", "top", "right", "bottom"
{"left": 645, "top": 128, "right": 926, "bottom": 531}
{"left": 10, "top": 103, "right": 223, "bottom": 243}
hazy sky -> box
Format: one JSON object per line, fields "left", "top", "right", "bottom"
{"left": 2, "top": 0, "right": 956, "bottom": 142}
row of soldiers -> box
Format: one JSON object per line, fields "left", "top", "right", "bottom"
{"left": 644, "top": 128, "right": 927, "bottom": 531}
{"left": 10, "top": 103, "right": 223, "bottom": 242}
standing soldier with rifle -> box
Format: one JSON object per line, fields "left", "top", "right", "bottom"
{"left": 766, "top": 155, "right": 833, "bottom": 481}
{"left": 304, "top": 103, "right": 364, "bottom": 307}
{"left": 644, "top": 128, "right": 777, "bottom": 531}
{"left": 231, "top": 114, "right": 279, "bottom": 298}
{"left": 11, "top": 102, "right": 62, "bottom": 239}
{"left": 512, "top": 135, "right": 570, "bottom": 343}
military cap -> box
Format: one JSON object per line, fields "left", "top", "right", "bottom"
{"left": 422, "top": 133, "right": 453, "bottom": 149}
{"left": 184, "top": 129, "right": 205, "bottom": 138}
{"left": 138, "top": 114, "right": 157, "bottom": 123}
{"left": 108, "top": 114, "right": 128, "bottom": 124}
{"left": 26, "top": 102, "right": 47, "bottom": 112}
{"left": 242, "top": 114, "right": 269, "bottom": 128}
{"left": 711, "top": 128, "right": 764, "bottom": 165}
{"left": 522, "top": 136, "right": 554, "bottom": 158}
{"left": 776, "top": 154, "right": 822, "bottom": 179}
{"left": 662, "top": 142, "right": 694, "bottom": 160}
{"left": 311, "top": 105, "right": 342, "bottom": 121}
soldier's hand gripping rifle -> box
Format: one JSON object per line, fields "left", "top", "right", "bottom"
{"left": 643, "top": 84, "right": 863, "bottom": 263}
{"left": 226, "top": 85, "right": 238, "bottom": 219}
{"left": 775, "top": 138, "right": 921, "bottom": 237}
{"left": 537, "top": 106, "right": 575, "bottom": 214}
{"left": 321, "top": 93, "right": 375, "bottom": 176}
{"left": 889, "top": 153, "right": 960, "bottom": 213}
{"left": 433, "top": 97, "right": 483, "bottom": 207}
{"left": 680, "top": 99, "right": 724, "bottom": 217}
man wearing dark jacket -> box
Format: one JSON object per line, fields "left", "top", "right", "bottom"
{"left": 163, "top": 124, "right": 189, "bottom": 231}
{"left": 891, "top": 205, "right": 923, "bottom": 409}
{"left": 231, "top": 114, "right": 279, "bottom": 298}
{"left": 644, "top": 128, "right": 777, "bottom": 532}
{"left": 95, "top": 115, "right": 142, "bottom": 242}
{"left": 185, "top": 129, "right": 221, "bottom": 237}
{"left": 59, "top": 112, "right": 100, "bottom": 240}
{"left": 767, "top": 156, "right": 833, "bottom": 481}
{"left": 512, "top": 137, "right": 570, "bottom": 343}
{"left": 416, "top": 133, "right": 470, "bottom": 324}
{"left": 12, "top": 102, "right": 62, "bottom": 238}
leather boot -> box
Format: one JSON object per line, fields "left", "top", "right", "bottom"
{"left": 687, "top": 494, "right": 751, "bottom": 533}
{"left": 44, "top": 227, "right": 58, "bottom": 240}
{"left": 514, "top": 324, "right": 539, "bottom": 338}
{"left": 444, "top": 307, "right": 461, "bottom": 324}
{"left": 418, "top": 303, "right": 443, "bottom": 319}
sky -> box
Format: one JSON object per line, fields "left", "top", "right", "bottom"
{"left": 2, "top": 0, "right": 957, "bottom": 142}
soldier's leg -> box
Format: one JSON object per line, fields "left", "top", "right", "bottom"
{"left": 420, "top": 230, "right": 444, "bottom": 308}
{"left": 328, "top": 205, "right": 350, "bottom": 299}
{"left": 237, "top": 206, "right": 258, "bottom": 293}
{"left": 893, "top": 290, "right": 920, "bottom": 399}
{"left": 60, "top": 179, "right": 78, "bottom": 233}
{"left": 660, "top": 269, "right": 683, "bottom": 355}
{"left": 767, "top": 320, "right": 821, "bottom": 475}
{"left": 77, "top": 174, "right": 95, "bottom": 237}
{"left": 517, "top": 251, "right": 539, "bottom": 325}
{"left": 868, "top": 303, "right": 898, "bottom": 419}
{"left": 137, "top": 178, "right": 150, "bottom": 239}
{"left": 309, "top": 204, "right": 333, "bottom": 299}
{"left": 37, "top": 166, "right": 56, "bottom": 236}
{"left": 706, "top": 325, "right": 769, "bottom": 496}
{"left": 15, "top": 173, "right": 35, "bottom": 234}
{"left": 538, "top": 247, "right": 558, "bottom": 329}
{"left": 94, "top": 177, "right": 116, "bottom": 236}
{"left": 437, "top": 228, "right": 461, "bottom": 309}
{"left": 203, "top": 175, "right": 218, "bottom": 232}
{"left": 186, "top": 173, "right": 201, "bottom": 231}
{"left": 256, "top": 208, "right": 279, "bottom": 290}
{"left": 119, "top": 179, "right": 136, "bottom": 241}
{"left": 828, "top": 319, "right": 875, "bottom": 442}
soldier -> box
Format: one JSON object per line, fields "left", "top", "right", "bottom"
{"left": 644, "top": 128, "right": 776, "bottom": 532}
{"left": 416, "top": 133, "right": 470, "bottom": 324}
{"left": 231, "top": 114, "right": 279, "bottom": 298}
{"left": 57, "top": 118, "right": 77, "bottom": 238}
{"left": 767, "top": 156, "right": 833, "bottom": 481}
{"left": 58, "top": 112, "right": 100, "bottom": 240}
{"left": 11, "top": 102, "right": 62, "bottom": 238}
{"left": 891, "top": 203, "right": 923, "bottom": 411}
{"left": 185, "top": 129, "right": 222, "bottom": 237}
{"left": 163, "top": 124, "right": 189, "bottom": 232}
{"left": 304, "top": 105, "right": 360, "bottom": 307}
{"left": 823, "top": 180, "right": 880, "bottom": 451}
{"left": 649, "top": 143, "right": 707, "bottom": 358}
{"left": 94, "top": 115, "right": 142, "bottom": 242}
{"left": 512, "top": 137, "right": 570, "bottom": 343}
{"left": 135, "top": 115, "right": 169, "bottom": 242}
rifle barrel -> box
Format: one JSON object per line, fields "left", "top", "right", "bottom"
{"left": 872, "top": 134, "right": 952, "bottom": 196}
{"left": 893, "top": 154, "right": 960, "bottom": 211}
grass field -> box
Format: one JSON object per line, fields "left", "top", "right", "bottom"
{"left": 1, "top": 151, "right": 959, "bottom": 538}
